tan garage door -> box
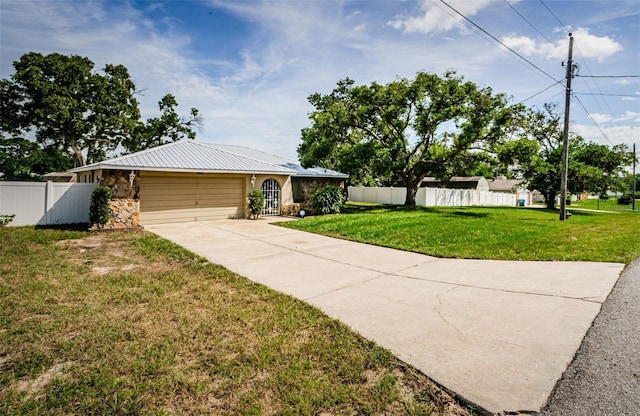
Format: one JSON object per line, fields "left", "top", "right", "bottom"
{"left": 140, "top": 173, "right": 245, "bottom": 225}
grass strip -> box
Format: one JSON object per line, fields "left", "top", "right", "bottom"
{"left": 280, "top": 203, "right": 640, "bottom": 263}
{"left": 0, "top": 227, "right": 469, "bottom": 416}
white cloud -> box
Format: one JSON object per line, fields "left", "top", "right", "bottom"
{"left": 2, "top": 0, "right": 637, "bottom": 158}
{"left": 0, "top": 0, "right": 223, "bottom": 129}
{"left": 588, "top": 111, "right": 640, "bottom": 124}
{"left": 573, "top": 123, "right": 639, "bottom": 147}
{"left": 388, "top": 0, "right": 494, "bottom": 34}
{"left": 591, "top": 113, "right": 614, "bottom": 124}
{"left": 500, "top": 35, "right": 561, "bottom": 60}
{"left": 617, "top": 111, "right": 640, "bottom": 123}
{"left": 501, "top": 27, "right": 623, "bottom": 63}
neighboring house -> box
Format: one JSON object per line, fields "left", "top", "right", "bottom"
{"left": 488, "top": 176, "right": 524, "bottom": 193}
{"left": 69, "top": 141, "right": 348, "bottom": 228}
{"left": 488, "top": 176, "right": 532, "bottom": 206}
{"left": 43, "top": 172, "right": 77, "bottom": 182}
{"left": 421, "top": 176, "right": 490, "bottom": 192}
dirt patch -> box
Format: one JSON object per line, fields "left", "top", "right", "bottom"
{"left": 15, "top": 361, "right": 74, "bottom": 399}
{"left": 58, "top": 234, "right": 163, "bottom": 276}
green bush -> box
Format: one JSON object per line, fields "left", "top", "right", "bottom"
{"left": 89, "top": 186, "right": 112, "bottom": 228}
{"left": 248, "top": 189, "right": 265, "bottom": 220}
{"left": 311, "top": 185, "right": 344, "bottom": 215}
{"left": 0, "top": 214, "right": 15, "bottom": 226}
{"left": 617, "top": 195, "right": 632, "bottom": 205}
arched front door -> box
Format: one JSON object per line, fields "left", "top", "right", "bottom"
{"left": 261, "top": 178, "right": 280, "bottom": 216}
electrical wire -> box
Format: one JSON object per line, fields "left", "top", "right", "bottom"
{"left": 573, "top": 95, "right": 614, "bottom": 145}
{"left": 577, "top": 75, "right": 640, "bottom": 78}
{"left": 502, "top": 0, "right": 563, "bottom": 56}
{"left": 517, "top": 79, "right": 565, "bottom": 104}
{"left": 427, "top": 0, "right": 539, "bottom": 78}
{"left": 574, "top": 42, "right": 617, "bottom": 118}
{"left": 535, "top": 2, "right": 624, "bottom": 145}
{"left": 538, "top": 0, "right": 568, "bottom": 29}
{"left": 438, "top": 0, "right": 559, "bottom": 83}
{"left": 574, "top": 93, "right": 639, "bottom": 98}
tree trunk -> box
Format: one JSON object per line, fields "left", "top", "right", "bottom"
{"left": 545, "top": 190, "right": 556, "bottom": 209}
{"left": 404, "top": 186, "right": 417, "bottom": 206}
{"left": 71, "top": 143, "right": 86, "bottom": 166}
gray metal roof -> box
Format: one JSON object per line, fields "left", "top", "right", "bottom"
{"left": 210, "top": 144, "right": 349, "bottom": 179}
{"left": 69, "top": 141, "right": 296, "bottom": 175}
{"left": 69, "top": 140, "right": 349, "bottom": 178}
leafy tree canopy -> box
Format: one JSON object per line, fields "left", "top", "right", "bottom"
{"left": 1, "top": 52, "right": 199, "bottom": 177}
{"left": 496, "top": 103, "right": 632, "bottom": 208}
{"left": 297, "top": 71, "right": 518, "bottom": 205}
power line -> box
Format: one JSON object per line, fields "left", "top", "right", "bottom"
{"left": 573, "top": 95, "right": 614, "bottom": 145}
{"left": 577, "top": 75, "right": 640, "bottom": 78}
{"left": 573, "top": 42, "right": 613, "bottom": 116}
{"left": 438, "top": 0, "right": 558, "bottom": 83}
{"left": 538, "top": 0, "right": 568, "bottom": 29}
{"left": 574, "top": 93, "right": 639, "bottom": 98}
{"left": 517, "top": 79, "right": 564, "bottom": 104}
{"left": 502, "top": 0, "right": 563, "bottom": 55}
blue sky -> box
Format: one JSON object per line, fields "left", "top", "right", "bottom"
{"left": 1, "top": 0, "right": 638, "bottom": 159}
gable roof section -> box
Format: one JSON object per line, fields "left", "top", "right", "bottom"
{"left": 488, "top": 178, "right": 525, "bottom": 192}
{"left": 208, "top": 144, "right": 349, "bottom": 179}
{"left": 422, "top": 176, "right": 487, "bottom": 189}
{"left": 69, "top": 141, "right": 296, "bottom": 175}
{"left": 69, "top": 141, "right": 349, "bottom": 178}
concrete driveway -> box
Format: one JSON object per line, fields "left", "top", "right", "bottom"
{"left": 146, "top": 218, "right": 624, "bottom": 414}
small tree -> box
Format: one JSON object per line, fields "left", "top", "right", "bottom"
{"left": 248, "top": 190, "right": 265, "bottom": 220}
{"left": 311, "top": 185, "right": 344, "bottom": 215}
{"left": 89, "top": 186, "right": 111, "bottom": 228}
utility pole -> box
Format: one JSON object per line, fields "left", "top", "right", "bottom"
{"left": 560, "top": 33, "right": 575, "bottom": 221}
{"left": 633, "top": 143, "right": 637, "bottom": 211}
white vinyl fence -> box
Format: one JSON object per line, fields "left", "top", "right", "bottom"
{"left": 0, "top": 181, "right": 97, "bottom": 226}
{"left": 348, "top": 186, "right": 517, "bottom": 207}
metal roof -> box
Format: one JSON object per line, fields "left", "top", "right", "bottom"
{"left": 209, "top": 144, "right": 349, "bottom": 178}
{"left": 69, "top": 141, "right": 349, "bottom": 178}
{"left": 69, "top": 141, "right": 296, "bottom": 175}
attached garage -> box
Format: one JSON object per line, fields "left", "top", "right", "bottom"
{"left": 68, "top": 140, "right": 347, "bottom": 229}
{"left": 140, "top": 172, "right": 245, "bottom": 225}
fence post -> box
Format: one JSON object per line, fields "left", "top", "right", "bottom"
{"left": 44, "top": 181, "right": 53, "bottom": 225}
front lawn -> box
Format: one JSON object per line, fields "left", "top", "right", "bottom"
{"left": 280, "top": 204, "right": 640, "bottom": 263}
{"left": 0, "top": 227, "right": 469, "bottom": 416}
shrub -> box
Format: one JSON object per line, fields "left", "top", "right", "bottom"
{"left": 311, "top": 185, "right": 344, "bottom": 215}
{"left": 599, "top": 193, "right": 609, "bottom": 200}
{"left": 89, "top": 186, "right": 112, "bottom": 228}
{"left": 617, "top": 195, "right": 632, "bottom": 205}
{"left": 248, "top": 190, "right": 265, "bottom": 220}
{"left": 0, "top": 214, "right": 15, "bottom": 226}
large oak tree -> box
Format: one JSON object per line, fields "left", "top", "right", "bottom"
{"left": 297, "top": 71, "right": 518, "bottom": 205}
{"left": 1, "top": 52, "right": 199, "bottom": 174}
{"left": 496, "top": 104, "right": 631, "bottom": 208}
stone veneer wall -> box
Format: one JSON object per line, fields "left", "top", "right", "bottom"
{"left": 287, "top": 178, "right": 345, "bottom": 216}
{"left": 281, "top": 202, "right": 311, "bottom": 217}
{"left": 293, "top": 178, "right": 345, "bottom": 203}
{"left": 97, "top": 170, "right": 142, "bottom": 229}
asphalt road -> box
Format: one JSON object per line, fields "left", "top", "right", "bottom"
{"left": 542, "top": 256, "right": 640, "bottom": 416}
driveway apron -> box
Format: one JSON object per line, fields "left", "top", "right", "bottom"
{"left": 146, "top": 218, "right": 624, "bottom": 415}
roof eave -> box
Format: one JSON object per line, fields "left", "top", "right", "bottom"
{"left": 294, "top": 173, "right": 350, "bottom": 179}
{"left": 69, "top": 164, "right": 294, "bottom": 175}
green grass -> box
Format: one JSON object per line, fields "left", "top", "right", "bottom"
{"left": 280, "top": 203, "right": 640, "bottom": 263}
{"left": 568, "top": 197, "right": 638, "bottom": 212}
{"left": 0, "top": 227, "right": 469, "bottom": 416}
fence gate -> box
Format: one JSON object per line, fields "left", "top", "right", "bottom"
{"left": 261, "top": 178, "right": 280, "bottom": 216}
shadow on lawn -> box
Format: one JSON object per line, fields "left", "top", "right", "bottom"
{"left": 34, "top": 223, "right": 90, "bottom": 231}
{"left": 341, "top": 203, "right": 442, "bottom": 215}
